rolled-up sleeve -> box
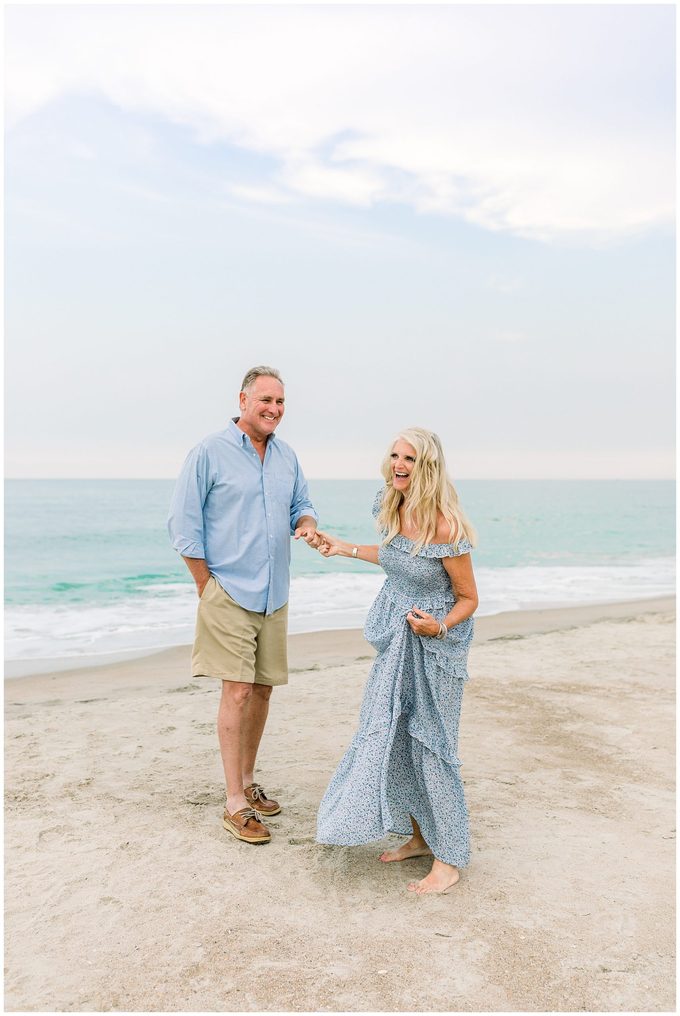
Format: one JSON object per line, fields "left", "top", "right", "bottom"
{"left": 289, "top": 457, "right": 318, "bottom": 534}
{"left": 167, "top": 444, "right": 211, "bottom": 558}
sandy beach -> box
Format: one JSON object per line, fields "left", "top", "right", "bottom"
{"left": 5, "top": 597, "right": 675, "bottom": 1012}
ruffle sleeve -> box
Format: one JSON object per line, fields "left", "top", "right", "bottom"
{"left": 387, "top": 533, "right": 473, "bottom": 558}
{"left": 418, "top": 537, "right": 473, "bottom": 558}
{"left": 371, "top": 488, "right": 385, "bottom": 519}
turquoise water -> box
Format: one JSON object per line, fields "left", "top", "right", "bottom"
{"left": 5, "top": 479, "right": 675, "bottom": 661}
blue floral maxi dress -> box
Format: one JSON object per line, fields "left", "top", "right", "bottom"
{"left": 316, "top": 503, "right": 473, "bottom": 867}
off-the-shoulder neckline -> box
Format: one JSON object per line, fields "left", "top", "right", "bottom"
{"left": 387, "top": 532, "right": 471, "bottom": 555}
{"left": 392, "top": 532, "right": 454, "bottom": 549}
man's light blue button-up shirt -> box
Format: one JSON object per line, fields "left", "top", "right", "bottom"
{"left": 168, "top": 419, "right": 318, "bottom": 615}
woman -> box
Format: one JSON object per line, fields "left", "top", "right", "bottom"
{"left": 315, "top": 428, "right": 478, "bottom": 895}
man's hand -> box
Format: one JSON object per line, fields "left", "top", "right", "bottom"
{"left": 294, "top": 516, "right": 321, "bottom": 548}
{"left": 182, "top": 555, "right": 212, "bottom": 598}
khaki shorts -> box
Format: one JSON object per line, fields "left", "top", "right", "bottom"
{"left": 192, "top": 576, "right": 289, "bottom": 686}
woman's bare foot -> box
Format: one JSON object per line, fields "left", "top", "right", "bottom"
{"left": 379, "top": 836, "right": 432, "bottom": 863}
{"left": 407, "top": 858, "right": 460, "bottom": 894}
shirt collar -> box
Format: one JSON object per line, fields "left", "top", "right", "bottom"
{"left": 229, "top": 417, "right": 277, "bottom": 447}
{"left": 228, "top": 418, "right": 247, "bottom": 445}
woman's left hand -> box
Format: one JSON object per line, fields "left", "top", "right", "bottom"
{"left": 406, "top": 607, "right": 441, "bottom": 637}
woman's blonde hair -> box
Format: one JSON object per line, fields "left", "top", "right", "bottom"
{"left": 377, "top": 427, "right": 477, "bottom": 554}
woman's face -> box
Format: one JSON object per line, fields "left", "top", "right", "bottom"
{"left": 390, "top": 439, "right": 417, "bottom": 493}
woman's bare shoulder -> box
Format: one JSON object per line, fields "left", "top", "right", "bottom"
{"left": 435, "top": 511, "right": 459, "bottom": 544}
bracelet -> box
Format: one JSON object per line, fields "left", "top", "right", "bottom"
{"left": 352, "top": 546, "right": 358, "bottom": 558}
{"left": 435, "top": 621, "right": 448, "bottom": 640}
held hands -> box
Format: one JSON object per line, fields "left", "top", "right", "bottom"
{"left": 314, "top": 531, "right": 343, "bottom": 557}
{"left": 407, "top": 607, "right": 441, "bottom": 637}
{"left": 294, "top": 522, "right": 323, "bottom": 549}
{"left": 313, "top": 531, "right": 381, "bottom": 565}
{"left": 294, "top": 520, "right": 340, "bottom": 555}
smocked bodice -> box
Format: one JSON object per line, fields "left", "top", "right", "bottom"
{"left": 378, "top": 534, "right": 472, "bottom": 612}
{"left": 372, "top": 491, "right": 472, "bottom": 612}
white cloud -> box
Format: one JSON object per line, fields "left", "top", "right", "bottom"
{"left": 281, "top": 159, "right": 387, "bottom": 207}
{"left": 5, "top": 5, "right": 674, "bottom": 242}
{"left": 227, "top": 183, "right": 293, "bottom": 207}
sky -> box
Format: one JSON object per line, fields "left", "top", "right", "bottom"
{"left": 5, "top": 3, "right": 675, "bottom": 479}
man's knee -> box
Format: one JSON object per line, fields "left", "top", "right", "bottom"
{"left": 221, "top": 680, "right": 254, "bottom": 707}
{"left": 253, "top": 683, "right": 273, "bottom": 701}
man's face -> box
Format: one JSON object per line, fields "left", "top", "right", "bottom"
{"left": 238, "top": 376, "right": 286, "bottom": 441}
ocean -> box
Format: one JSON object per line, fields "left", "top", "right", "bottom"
{"left": 5, "top": 479, "right": 675, "bottom": 665}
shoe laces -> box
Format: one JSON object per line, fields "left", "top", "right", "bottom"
{"left": 240, "top": 807, "right": 262, "bottom": 825}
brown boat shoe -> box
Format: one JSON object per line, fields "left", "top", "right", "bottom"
{"left": 223, "top": 806, "right": 271, "bottom": 844}
{"left": 244, "top": 782, "right": 281, "bottom": 817}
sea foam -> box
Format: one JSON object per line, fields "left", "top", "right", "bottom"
{"left": 5, "top": 557, "right": 674, "bottom": 663}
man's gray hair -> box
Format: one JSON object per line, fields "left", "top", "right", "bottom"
{"left": 240, "top": 365, "right": 284, "bottom": 392}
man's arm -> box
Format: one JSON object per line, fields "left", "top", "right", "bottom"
{"left": 289, "top": 456, "right": 319, "bottom": 545}
{"left": 168, "top": 443, "right": 213, "bottom": 594}
{"left": 182, "top": 555, "right": 212, "bottom": 597}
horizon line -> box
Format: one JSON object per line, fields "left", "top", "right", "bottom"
{"left": 4, "top": 476, "right": 676, "bottom": 483}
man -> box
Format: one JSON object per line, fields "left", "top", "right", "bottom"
{"left": 168, "top": 366, "right": 319, "bottom": 844}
